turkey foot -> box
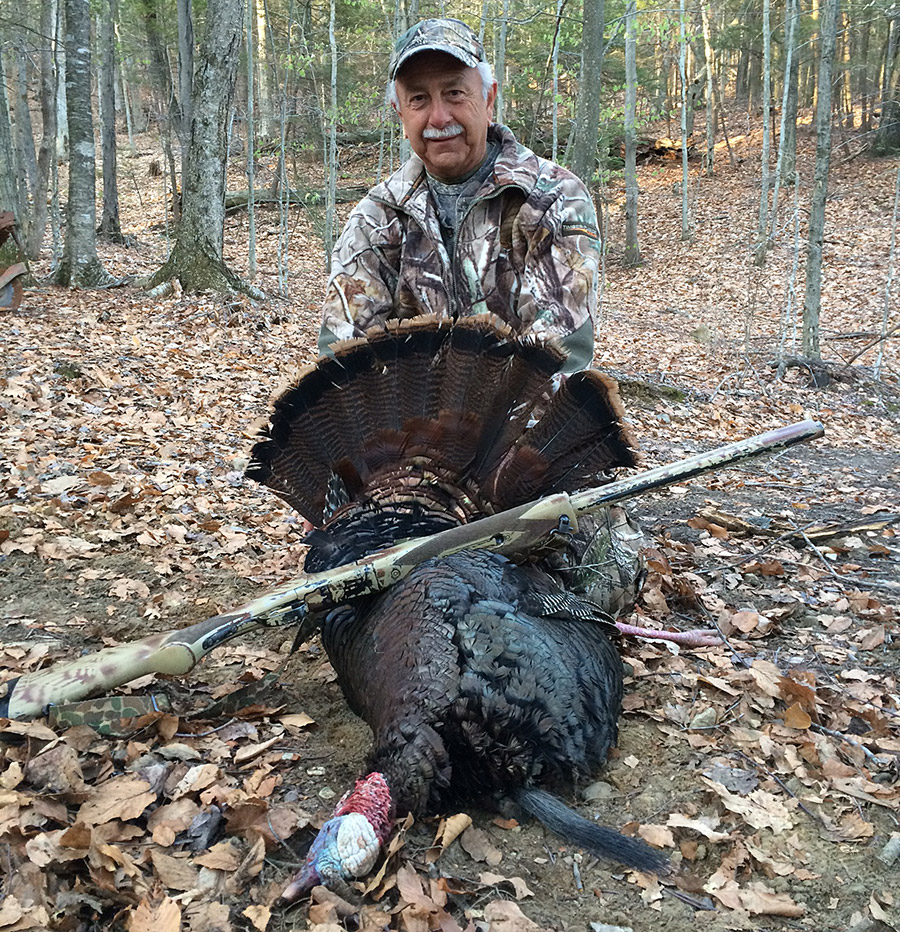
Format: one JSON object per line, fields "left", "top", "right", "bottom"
{"left": 614, "top": 621, "right": 721, "bottom": 648}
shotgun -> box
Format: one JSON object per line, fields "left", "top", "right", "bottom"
{"left": 0, "top": 419, "right": 824, "bottom": 721}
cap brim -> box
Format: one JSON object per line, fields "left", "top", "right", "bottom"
{"left": 390, "top": 44, "right": 480, "bottom": 80}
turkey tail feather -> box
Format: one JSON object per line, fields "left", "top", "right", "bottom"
{"left": 247, "top": 315, "right": 639, "bottom": 529}
{"left": 514, "top": 786, "right": 669, "bottom": 875}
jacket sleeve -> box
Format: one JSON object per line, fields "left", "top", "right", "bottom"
{"left": 318, "top": 198, "right": 401, "bottom": 356}
{"left": 522, "top": 173, "right": 600, "bottom": 373}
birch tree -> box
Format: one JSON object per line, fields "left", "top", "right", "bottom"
{"left": 802, "top": 0, "right": 840, "bottom": 359}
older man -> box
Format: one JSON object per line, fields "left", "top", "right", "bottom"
{"left": 314, "top": 20, "right": 646, "bottom": 618}
{"left": 318, "top": 17, "right": 600, "bottom": 373}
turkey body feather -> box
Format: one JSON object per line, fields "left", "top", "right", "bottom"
{"left": 248, "top": 316, "right": 668, "bottom": 897}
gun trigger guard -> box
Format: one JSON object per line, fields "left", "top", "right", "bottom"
{"left": 549, "top": 515, "right": 573, "bottom": 540}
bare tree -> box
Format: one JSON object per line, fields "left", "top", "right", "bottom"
{"left": 769, "top": 0, "right": 798, "bottom": 237}
{"left": 0, "top": 47, "right": 24, "bottom": 226}
{"left": 700, "top": 0, "right": 715, "bottom": 175}
{"left": 802, "top": 0, "right": 840, "bottom": 359}
{"left": 55, "top": 0, "right": 109, "bottom": 286}
{"left": 147, "top": 0, "right": 257, "bottom": 294}
{"left": 98, "top": 0, "right": 124, "bottom": 242}
{"left": 570, "top": 0, "right": 605, "bottom": 183}
{"left": 624, "top": 0, "right": 640, "bottom": 266}
{"left": 678, "top": 0, "right": 691, "bottom": 240}
{"left": 754, "top": 0, "right": 772, "bottom": 265}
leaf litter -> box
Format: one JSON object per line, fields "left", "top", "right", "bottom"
{"left": 1, "top": 119, "right": 900, "bottom": 932}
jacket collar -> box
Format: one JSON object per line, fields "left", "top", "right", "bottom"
{"left": 370, "top": 124, "right": 541, "bottom": 218}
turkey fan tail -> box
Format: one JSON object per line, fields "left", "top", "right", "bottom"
{"left": 247, "top": 314, "right": 639, "bottom": 530}
{"left": 514, "top": 786, "right": 669, "bottom": 875}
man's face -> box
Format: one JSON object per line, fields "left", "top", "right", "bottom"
{"left": 393, "top": 51, "right": 497, "bottom": 181}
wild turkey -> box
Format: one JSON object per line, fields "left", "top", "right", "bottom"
{"left": 247, "top": 315, "right": 670, "bottom": 900}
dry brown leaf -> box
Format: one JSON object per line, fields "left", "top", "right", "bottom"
{"left": 149, "top": 847, "right": 200, "bottom": 891}
{"left": 184, "top": 901, "right": 233, "bottom": 932}
{"left": 241, "top": 905, "right": 271, "bottom": 931}
{"left": 396, "top": 864, "right": 433, "bottom": 909}
{"left": 460, "top": 825, "right": 503, "bottom": 865}
{"left": 482, "top": 900, "right": 543, "bottom": 932}
{"left": 667, "top": 813, "right": 730, "bottom": 842}
{"left": 127, "top": 893, "right": 182, "bottom": 932}
{"left": 710, "top": 880, "right": 806, "bottom": 917}
{"left": 194, "top": 840, "right": 243, "bottom": 871}
{"left": 637, "top": 823, "right": 676, "bottom": 848}
{"left": 76, "top": 774, "right": 156, "bottom": 826}
{"left": 784, "top": 703, "right": 812, "bottom": 729}
{"left": 703, "top": 779, "right": 794, "bottom": 833}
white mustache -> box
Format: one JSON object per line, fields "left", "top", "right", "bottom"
{"left": 423, "top": 124, "right": 463, "bottom": 140}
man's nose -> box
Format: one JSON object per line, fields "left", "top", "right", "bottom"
{"left": 428, "top": 98, "right": 452, "bottom": 127}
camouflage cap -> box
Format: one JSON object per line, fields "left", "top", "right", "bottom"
{"left": 390, "top": 18, "right": 486, "bottom": 80}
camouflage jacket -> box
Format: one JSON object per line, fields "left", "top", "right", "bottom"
{"left": 319, "top": 124, "right": 600, "bottom": 371}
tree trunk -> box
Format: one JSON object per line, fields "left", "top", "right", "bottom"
{"left": 25, "top": 0, "right": 60, "bottom": 260}
{"left": 876, "top": 11, "right": 900, "bottom": 154}
{"left": 14, "top": 48, "right": 39, "bottom": 203}
{"left": 255, "top": 0, "right": 273, "bottom": 138}
{"left": 0, "top": 47, "right": 23, "bottom": 225}
{"left": 495, "top": 0, "right": 511, "bottom": 125}
{"left": 324, "top": 0, "right": 338, "bottom": 267}
{"left": 857, "top": 3, "right": 871, "bottom": 133}
{"left": 148, "top": 0, "right": 253, "bottom": 294}
{"left": 245, "top": 0, "right": 257, "bottom": 279}
{"left": 177, "top": 0, "right": 194, "bottom": 157}
{"left": 769, "top": 0, "right": 798, "bottom": 237}
{"left": 55, "top": 0, "right": 68, "bottom": 157}
{"left": 802, "top": 0, "right": 840, "bottom": 359}
{"left": 570, "top": 0, "right": 605, "bottom": 183}
{"left": 98, "top": 0, "right": 124, "bottom": 242}
{"left": 678, "top": 0, "right": 691, "bottom": 240}
{"left": 754, "top": 0, "right": 772, "bottom": 264}
{"left": 55, "top": 0, "right": 108, "bottom": 286}
{"left": 623, "top": 0, "right": 640, "bottom": 266}
{"left": 701, "top": 1, "right": 716, "bottom": 175}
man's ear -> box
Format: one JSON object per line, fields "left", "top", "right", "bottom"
{"left": 486, "top": 81, "right": 498, "bottom": 114}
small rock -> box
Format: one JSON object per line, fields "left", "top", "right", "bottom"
{"left": 318, "top": 786, "right": 336, "bottom": 801}
{"left": 583, "top": 780, "right": 615, "bottom": 801}
{"left": 688, "top": 707, "right": 718, "bottom": 730}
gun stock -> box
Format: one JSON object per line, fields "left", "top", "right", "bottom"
{"left": 0, "top": 420, "right": 823, "bottom": 720}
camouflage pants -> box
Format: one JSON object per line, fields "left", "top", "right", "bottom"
{"left": 543, "top": 506, "right": 647, "bottom": 618}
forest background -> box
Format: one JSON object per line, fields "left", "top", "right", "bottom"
{"left": 1, "top": 0, "right": 900, "bottom": 931}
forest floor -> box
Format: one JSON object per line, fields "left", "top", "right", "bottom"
{"left": 2, "top": 115, "right": 900, "bottom": 932}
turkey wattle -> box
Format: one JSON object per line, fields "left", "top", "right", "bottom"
{"left": 247, "top": 316, "right": 671, "bottom": 900}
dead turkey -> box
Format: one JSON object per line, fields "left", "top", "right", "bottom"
{"left": 246, "top": 315, "right": 669, "bottom": 900}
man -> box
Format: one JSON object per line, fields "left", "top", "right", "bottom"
{"left": 317, "top": 19, "right": 643, "bottom": 617}
{"left": 319, "top": 17, "right": 599, "bottom": 374}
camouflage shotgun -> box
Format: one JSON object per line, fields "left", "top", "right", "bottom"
{"left": 0, "top": 419, "right": 824, "bottom": 721}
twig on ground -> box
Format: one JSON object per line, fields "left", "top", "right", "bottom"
{"left": 732, "top": 749, "right": 825, "bottom": 829}
{"left": 809, "top": 723, "right": 894, "bottom": 768}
